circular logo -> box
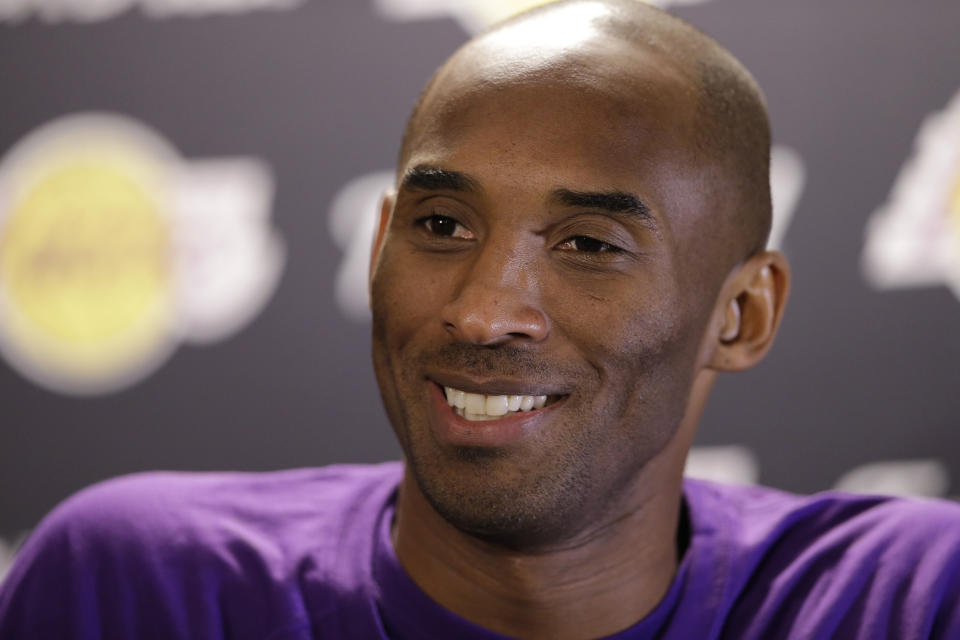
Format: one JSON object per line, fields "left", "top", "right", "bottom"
{"left": 0, "top": 113, "right": 284, "bottom": 395}
{"left": 0, "top": 115, "right": 181, "bottom": 394}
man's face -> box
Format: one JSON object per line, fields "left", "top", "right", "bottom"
{"left": 370, "top": 54, "right": 730, "bottom": 548}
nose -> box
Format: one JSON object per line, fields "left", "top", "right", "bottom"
{"left": 441, "top": 240, "right": 550, "bottom": 346}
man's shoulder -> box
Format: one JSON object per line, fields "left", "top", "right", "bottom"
{"left": 54, "top": 461, "right": 401, "bottom": 559}
{"left": 687, "top": 477, "right": 960, "bottom": 547}
{"left": 0, "top": 462, "right": 403, "bottom": 638}
{"left": 37, "top": 461, "right": 403, "bottom": 546}
{"left": 682, "top": 479, "right": 960, "bottom": 638}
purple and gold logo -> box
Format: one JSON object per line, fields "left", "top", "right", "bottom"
{"left": 862, "top": 89, "right": 960, "bottom": 302}
{"left": 0, "top": 113, "right": 285, "bottom": 395}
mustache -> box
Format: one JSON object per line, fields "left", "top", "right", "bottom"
{"left": 416, "top": 342, "right": 583, "bottom": 382}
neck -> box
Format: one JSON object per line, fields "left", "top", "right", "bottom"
{"left": 393, "top": 430, "right": 694, "bottom": 640}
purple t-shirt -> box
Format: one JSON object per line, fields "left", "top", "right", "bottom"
{"left": 1, "top": 462, "right": 959, "bottom": 639}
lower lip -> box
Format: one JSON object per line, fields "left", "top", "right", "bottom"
{"left": 427, "top": 383, "right": 561, "bottom": 447}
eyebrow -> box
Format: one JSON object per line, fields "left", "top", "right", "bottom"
{"left": 400, "top": 165, "right": 480, "bottom": 193}
{"left": 399, "top": 165, "right": 656, "bottom": 227}
{"left": 551, "top": 188, "right": 654, "bottom": 223}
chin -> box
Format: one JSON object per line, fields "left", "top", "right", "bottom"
{"left": 409, "top": 445, "right": 595, "bottom": 551}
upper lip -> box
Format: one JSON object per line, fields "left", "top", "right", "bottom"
{"left": 428, "top": 372, "right": 569, "bottom": 397}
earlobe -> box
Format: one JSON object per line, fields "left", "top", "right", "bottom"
{"left": 709, "top": 251, "right": 790, "bottom": 372}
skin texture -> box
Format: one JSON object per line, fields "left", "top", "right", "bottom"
{"left": 369, "top": 1, "right": 790, "bottom": 638}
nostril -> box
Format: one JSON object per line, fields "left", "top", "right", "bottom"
{"left": 442, "top": 287, "right": 550, "bottom": 345}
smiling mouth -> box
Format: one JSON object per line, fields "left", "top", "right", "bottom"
{"left": 442, "top": 385, "right": 563, "bottom": 422}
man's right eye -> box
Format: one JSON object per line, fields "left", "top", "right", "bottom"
{"left": 419, "top": 215, "right": 474, "bottom": 240}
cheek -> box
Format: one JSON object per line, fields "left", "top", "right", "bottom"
{"left": 614, "top": 307, "right": 709, "bottom": 438}
{"left": 371, "top": 248, "right": 445, "bottom": 450}
{"left": 546, "top": 275, "right": 682, "bottom": 372}
{"left": 371, "top": 244, "right": 450, "bottom": 349}
{"left": 549, "top": 285, "right": 700, "bottom": 430}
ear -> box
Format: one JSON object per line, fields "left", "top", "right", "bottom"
{"left": 369, "top": 189, "right": 396, "bottom": 290}
{"left": 707, "top": 250, "right": 790, "bottom": 372}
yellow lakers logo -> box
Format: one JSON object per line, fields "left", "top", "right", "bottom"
{"left": 862, "top": 88, "right": 960, "bottom": 302}
{"left": 950, "top": 169, "right": 960, "bottom": 240}
{"left": 0, "top": 114, "right": 284, "bottom": 395}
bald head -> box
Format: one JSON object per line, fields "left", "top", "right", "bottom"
{"left": 399, "top": 0, "right": 772, "bottom": 261}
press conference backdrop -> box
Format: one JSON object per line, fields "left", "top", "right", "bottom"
{"left": 2, "top": 0, "right": 960, "bottom": 576}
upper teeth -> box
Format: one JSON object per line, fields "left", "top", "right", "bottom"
{"left": 445, "top": 386, "right": 547, "bottom": 420}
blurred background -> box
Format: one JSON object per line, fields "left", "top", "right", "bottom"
{"left": 2, "top": 0, "right": 960, "bottom": 578}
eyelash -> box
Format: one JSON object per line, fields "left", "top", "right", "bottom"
{"left": 417, "top": 214, "right": 472, "bottom": 239}
{"left": 416, "top": 214, "right": 626, "bottom": 255}
{"left": 555, "top": 235, "right": 624, "bottom": 254}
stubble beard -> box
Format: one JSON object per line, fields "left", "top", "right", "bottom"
{"left": 375, "top": 330, "right": 693, "bottom": 551}
{"left": 406, "top": 435, "right": 598, "bottom": 551}
{"left": 400, "top": 377, "right": 691, "bottom": 552}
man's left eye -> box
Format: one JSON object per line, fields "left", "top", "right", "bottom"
{"left": 556, "top": 235, "right": 623, "bottom": 253}
{"left": 419, "top": 215, "right": 474, "bottom": 240}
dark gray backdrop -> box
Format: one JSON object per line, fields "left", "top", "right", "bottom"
{"left": 2, "top": 0, "right": 959, "bottom": 548}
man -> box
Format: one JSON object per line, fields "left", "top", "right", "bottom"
{"left": 2, "top": 1, "right": 959, "bottom": 638}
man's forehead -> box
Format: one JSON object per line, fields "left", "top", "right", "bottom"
{"left": 436, "top": 23, "right": 697, "bottom": 105}
{"left": 428, "top": 0, "right": 705, "bottom": 99}
{"left": 451, "top": 2, "right": 621, "bottom": 82}
{"left": 402, "top": 66, "right": 701, "bottom": 193}
{"left": 396, "top": 45, "right": 707, "bottom": 239}
{"left": 401, "top": 22, "right": 702, "bottom": 178}
{"left": 447, "top": 0, "right": 701, "bottom": 76}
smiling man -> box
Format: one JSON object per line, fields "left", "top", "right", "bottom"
{"left": 3, "top": 1, "right": 960, "bottom": 639}
{"left": 369, "top": 2, "right": 788, "bottom": 634}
